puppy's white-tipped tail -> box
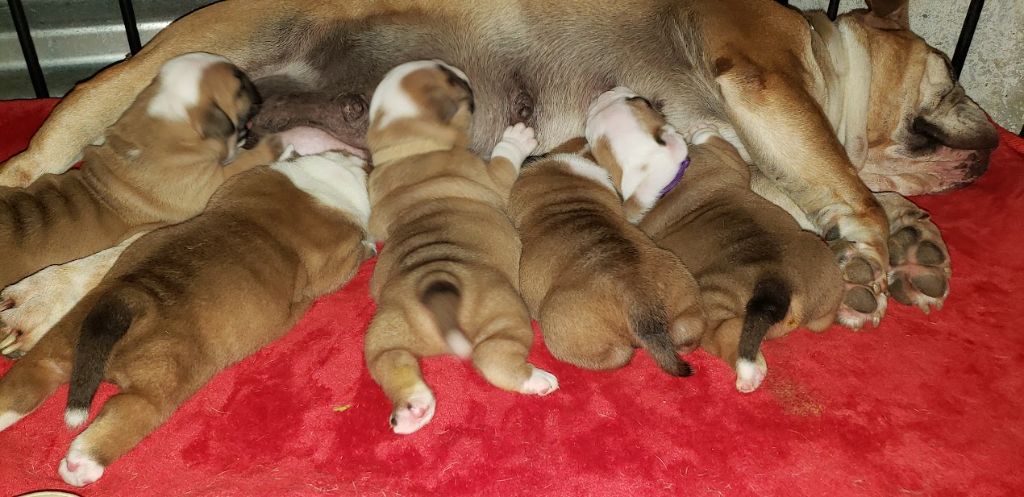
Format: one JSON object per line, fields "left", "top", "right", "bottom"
{"left": 445, "top": 330, "right": 473, "bottom": 359}
{"left": 65, "top": 408, "right": 89, "bottom": 428}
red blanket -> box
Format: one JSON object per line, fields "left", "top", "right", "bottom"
{"left": 1, "top": 99, "right": 1022, "bottom": 497}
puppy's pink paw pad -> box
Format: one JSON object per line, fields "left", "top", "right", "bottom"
{"left": 390, "top": 391, "right": 436, "bottom": 435}
{"left": 520, "top": 367, "right": 559, "bottom": 396}
{"left": 58, "top": 448, "right": 105, "bottom": 487}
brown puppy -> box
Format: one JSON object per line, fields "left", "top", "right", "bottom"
{"left": 641, "top": 124, "right": 844, "bottom": 393}
{"left": 511, "top": 143, "right": 705, "bottom": 376}
{"left": 0, "top": 52, "right": 281, "bottom": 356}
{"left": 364, "top": 60, "right": 556, "bottom": 435}
{"left": 0, "top": 151, "right": 373, "bottom": 486}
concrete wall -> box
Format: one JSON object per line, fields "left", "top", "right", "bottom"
{"left": 790, "top": 0, "right": 1024, "bottom": 133}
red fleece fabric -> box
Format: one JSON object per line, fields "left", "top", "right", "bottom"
{"left": 0, "top": 98, "right": 1022, "bottom": 497}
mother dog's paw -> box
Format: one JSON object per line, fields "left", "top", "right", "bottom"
{"left": 831, "top": 239, "right": 888, "bottom": 330}
{"left": 887, "top": 213, "right": 950, "bottom": 313}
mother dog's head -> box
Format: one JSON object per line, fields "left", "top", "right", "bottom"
{"left": 839, "top": 0, "right": 998, "bottom": 194}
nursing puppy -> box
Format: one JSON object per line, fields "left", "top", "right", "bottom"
{"left": 641, "top": 124, "right": 844, "bottom": 392}
{"left": 584, "top": 87, "right": 691, "bottom": 223}
{"left": 0, "top": 150, "right": 373, "bottom": 486}
{"left": 0, "top": 52, "right": 281, "bottom": 356}
{"left": 511, "top": 143, "right": 705, "bottom": 376}
{"left": 364, "top": 60, "right": 556, "bottom": 435}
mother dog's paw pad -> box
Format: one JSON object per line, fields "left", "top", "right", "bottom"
{"left": 831, "top": 241, "right": 888, "bottom": 330}
{"left": 887, "top": 219, "right": 951, "bottom": 313}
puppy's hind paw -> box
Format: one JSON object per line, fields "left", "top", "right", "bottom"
{"left": 58, "top": 446, "right": 105, "bottom": 487}
{"left": 519, "top": 366, "right": 559, "bottom": 396}
{"left": 888, "top": 215, "right": 951, "bottom": 314}
{"left": 735, "top": 354, "right": 767, "bottom": 393}
{"left": 389, "top": 389, "right": 436, "bottom": 435}
{"left": 491, "top": 123, "right": 538, "bottom": 168}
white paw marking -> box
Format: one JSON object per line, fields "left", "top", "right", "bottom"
{"left": 685, "top": 124, "right": 720, "bottom": 145}
{"left": 0, "top": 410, "right": 25, "bottom": 432}
{"left": 390, "top": 387, "right": 436, "bottom": 435}
{"left": 520, "top": 366, "right": 559, "bottom": 396}
{"left": 64, "top": 408, "right": 89, "bottom": 428}
{"left": 147, "top": 52, "right": 228, "bottom": 122}
{"left": 271, "top": 152, "right": 371, "bottom": 229}
{"left": 735, "top": 355, "right": 768, "bottom": 393}
{"left": 58, "top": 442, "right": 105, "bottom": 487}
{"left": 490, "top": 123, "right": 538, "bottom": 170}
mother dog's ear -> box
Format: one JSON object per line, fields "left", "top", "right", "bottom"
{"left": 863, "top": 0, "right": 910, "bottom": 30}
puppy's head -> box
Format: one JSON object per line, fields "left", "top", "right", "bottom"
{"left": 585, "top": 87, "right": 688, "bottom": 205}
{"left": 146, "top": 52, "right": 261, "bottom": 163}
{"left": 367, "top": 60, "right": 475, "bottom": 137}
{"left": 843, "top": 0, "right": 998, "bottom": 194}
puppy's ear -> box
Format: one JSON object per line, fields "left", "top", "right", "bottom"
{"left": 201, "top": 104, "right": 236, "bottom": 141}
{"left": 863, "top": 0, "right": 910, "bottom": 30}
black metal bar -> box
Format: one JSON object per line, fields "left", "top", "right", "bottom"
{"left": 118, "top": 0, "right": 143, "bottom": 55}
{"left": 951, "top": 0, "right": 985, "bottom": 79}
{"left": 7, "top": 0, "right": 49, "bottom": 98}
{"left": 827, "top": 0, "right": 841, "bottom": 20}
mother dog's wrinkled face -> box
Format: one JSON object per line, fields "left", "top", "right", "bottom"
{"left": 857, "top": 16, "right": 999, "bottom": 195}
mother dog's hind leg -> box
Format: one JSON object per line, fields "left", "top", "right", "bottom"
{"left": 0, "top": 0, "right": 302, "bottom": 187}
{"left": 716, "top": 60, "right": 890, "bottom": 329}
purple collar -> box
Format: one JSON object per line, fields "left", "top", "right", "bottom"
{"left": 657, "top": 157, "right": 690, "bottom": 198}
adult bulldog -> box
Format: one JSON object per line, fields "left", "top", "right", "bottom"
{"left": 0, "top": 0, "right": 998, "bottom": 327}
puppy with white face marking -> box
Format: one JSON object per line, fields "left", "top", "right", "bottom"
{"left": 364, "top": 60, "right": 555, "bottom": 435}
{"left": 0, "top": 52, "right": 282, "bottom": 357}
{"left": 0, "top": 149, "right": 373, "bottom": 487}
{"left": 586, "top": 87, "right": 690, "bottom": 224}
{"left": 640, "top": 122, "right": 844, "bottom": 393}
{"left": 511, "top": 137, "right": 706, "bottom": 377}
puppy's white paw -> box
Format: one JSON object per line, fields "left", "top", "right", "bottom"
{"left": 735, "top": 354, "right": 768, "bottom": 393}
{"left": 684, "top": 124, "right": 720, "bottom": 145}
{"left": 58, "top": 445, "right": 105, "bottom": 487}
{"left": 390, "top": 388, "right": 436, "bottom": 435}
{"left": 520, "top": 366, "right": 559, "bottom": 396}
{"left": 0, "top": 410, "right": 25, "bottom": 432}
{"left": 0, "top": 264, "right": 88, "bottom": 358}
{"left": 491, "top": 123, "right": 538, "bottom": 168}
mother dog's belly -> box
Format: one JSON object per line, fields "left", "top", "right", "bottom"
{"left": 247, "top": 4, "right": 729, "bottom": 156}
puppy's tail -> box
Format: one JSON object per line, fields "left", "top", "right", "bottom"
{"left": 419, "top": 273, "right": 472, "bottom": 359}
{"left": 631, "top": 301, "right": 693, "bottom": 377}
{"left": 65, "top": 290, "right": 139, "bottom": 427}
{"left": 738, "top": 277, "right": 791, "bottom": 366}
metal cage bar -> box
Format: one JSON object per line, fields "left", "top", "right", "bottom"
{"left": 118, "top": 0, "right": 143, "bottom": 55}
{"left": 827, "top": 0, "right": 841, "bottom": 21}
{"left": 7, "top": 0, "right": 48, "bottom": 98}
{"left": 951, "top": 0, "right": 985, "bottom": 79}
